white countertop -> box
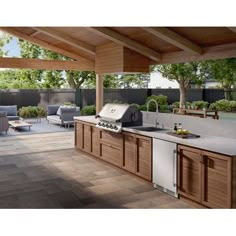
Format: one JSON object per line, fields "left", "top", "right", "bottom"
{"left": 74, "top": 116, "right": 236, "bottom": 157}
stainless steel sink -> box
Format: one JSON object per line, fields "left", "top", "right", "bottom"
{"left": 131, "top": 126, "right": 167, "bottom": 132}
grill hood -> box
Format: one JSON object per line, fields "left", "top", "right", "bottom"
{"left": 96, "top": 103, "right": 143, "bottom": 132}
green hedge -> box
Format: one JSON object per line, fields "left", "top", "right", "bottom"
{"left": 18, "top": 106, "right": 46, "bottom": 118}
{"left": 209, "top": 99, "right": 236, "bottom": 112}
{"left": 81, "top": 105, "right": 96, "bottom": 115}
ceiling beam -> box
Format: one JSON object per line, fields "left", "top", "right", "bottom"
{"left": 0, "top": 27, "right": 94, "bottom": 67}
{"left": 157, "top": 42, "right": 236, "bottom": 65}
{"left": 0, "top": 57, "right": 94, "bottom": 71}
{"left": 89, "top": 27, "right": 161, "bottom": 61}
{"left": 33, "top": 27, "right": 96, "bottom": 55}
{"left": 142, "top": 27, "right": 202, "bottom": 55}
{"left": 228, "top": 27, "right": 236, "bottom": 33}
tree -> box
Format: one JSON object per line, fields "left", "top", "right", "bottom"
{"left": 154, "top": 62, "right": 204, "bottom": 108}
{"left": 0, "top": 32, "right": 12, "bottom": 57}
{"left": 119, "top": 73, "right": 150, "bottom": 88}
{"left": 202, "top": 58, "right": 236, "bottom": 100}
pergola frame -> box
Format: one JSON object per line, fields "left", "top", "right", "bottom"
{"left": 1, "top": 27, "right": 236, "bottom": 112}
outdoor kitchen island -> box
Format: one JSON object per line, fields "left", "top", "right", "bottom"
{"left": 74, "top": 115, "right": 236, "bottom": 209}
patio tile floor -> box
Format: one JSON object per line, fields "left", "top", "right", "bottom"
{"left": 0, "top": 132, "right": 194, "bottom": 208}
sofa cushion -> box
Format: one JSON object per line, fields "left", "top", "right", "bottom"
{"left": 7, "top": 116, "right": 20, "bottom": 121}
{"left": 47, "top": 105, "right": 60, "bottom": 116}
{"left": 56, "top": 105, "right": 75, "bottom": 116}
{"left": 0, "top": 111, "right": 7, "bottom": 117}
{"left": 47, "top": 115, "right": 61, "bottom": 124}
{"left": 0, "top": 105, "right": 17, "bottom": 116}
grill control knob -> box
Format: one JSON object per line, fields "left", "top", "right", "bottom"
{"left": 114, "top": 126, "right": 118, "bottom": 130}
{"left": 98, "top": 122, "right": 101, "bottom": 126}
{"left": 102, "top": 123, "right": 105, "bottom": 127}
{"left": 105, "top": 124, "right": 109, "bottom": 128}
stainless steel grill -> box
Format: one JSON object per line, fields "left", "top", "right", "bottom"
{"left": 96, "top": 103, "right": 143, "bottom": 133}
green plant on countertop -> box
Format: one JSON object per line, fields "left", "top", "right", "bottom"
{"left": 81, "top": 105, "right": 96, "bottom": 116}
{"left": 145, "top": 95, "right": 168, "bottom": 112}
{"left": 191, "top": 100, "right": 209, "bottom": 110}
{"left": 18, "top": 106, "right": 46, "bottom": 118}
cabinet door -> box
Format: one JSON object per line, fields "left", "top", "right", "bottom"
{"left": 202, "top": 151, "right": 232, "bottom": 208}
{"left": 75, "top": 122, "right": 83, "bottom": 149}
{"left": 83, "top": 124, "right": 92, "bottom": 153}
{"left": 136, "top": 135, "right": 152, "bottom": 181}
{"left": 91, "top": 126, "right": 100, "bottom": 157}
{"left": 123, "top": 132, "right": 136, "bottom": 173}
{"left": 100, "top": 143, "right": 122, "bottom": 167}
{"left": 178, "top": 145, "right": 202, "bottom": 203}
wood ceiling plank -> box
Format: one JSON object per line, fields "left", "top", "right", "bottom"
{"left": 33, "top": 27, "right": 96, "bottom": 55}
{"left": 89, "top": 27, "right": 161, "bottom": 61}
{"left": 228, "top": 27, "right": 236, "bottom": 33}
{"left": 142, "top": 27, "right": 202, "bottom": 55}
{"left": 158, "top": 42, "right": 236, "bottom": 65}
{"left": 0, "top": 27, "right": 95, "bottom": 67}
{"left": 0, "top": 57, "right": 94, "bottom": 71}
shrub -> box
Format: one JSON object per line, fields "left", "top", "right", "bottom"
{"left": 172, "top": 101, "right": 192, "bottom": 109}
{"left": 104, "top": 99, "right": 124, "bottom": 104}
{"left": 81, "top": 105, "right": 96, "bottom": 115}
{"left": 139, "top": 104, "right": 147, "bottom": 111}
{"left": 63, "top": 102, "right": 76, "bottom": 107}
{"left": 159, "top": 104, "right": 171, "bottom": 113}
{"left": 191, "top": 101, "right": 209, "bottom": 110}
{"left": 18, "top": 106, "right": 46, "bottom": 118}
{"left": 230, "top": 101, "right": 236, "bottom": 111}
{"left": 129, "top": 103, "right": 140, "bottom": 110}
{"left": 145, "top": 95, "right": 168, "bottom": 112}
{"left": 209, "top": 99, "right": 232, "bottom": 112}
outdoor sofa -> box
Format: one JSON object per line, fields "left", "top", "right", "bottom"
{"left": 47, "top": 105, "right": 80, "bottom": 127}
{"left": 0, "top": 105, "right": 20, "bottom": 121}
{"left": 0, "top": 111, "right": 9, "bottom": 134}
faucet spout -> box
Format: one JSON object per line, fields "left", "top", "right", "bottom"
{"left": 147, "top": 99, "right": 159, "bottom": 113}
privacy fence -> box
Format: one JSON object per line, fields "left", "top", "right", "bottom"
{"left": 0, "top": 88, "right": 228, "bottom": 108}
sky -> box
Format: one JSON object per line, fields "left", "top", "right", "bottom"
{"left": 2, "top": 36, "right": 20, "bottom": 57}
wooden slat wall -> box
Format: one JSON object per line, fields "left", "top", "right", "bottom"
{"left": 123, "top": 47, "right": 150, "bottom": 73}
{"left": 95, "top": 42, "right": 124, "bottom": 74}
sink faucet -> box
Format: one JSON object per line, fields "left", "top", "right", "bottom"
{"left": 146, "top": 99, "right": 161, "bottom": 128}
{"left": 147, "top": 99, "right": 159, "bottom": 113}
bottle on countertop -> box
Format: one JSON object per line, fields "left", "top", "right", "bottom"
{"left": 174, "top": 123, "right": 178, "bottom": 131}
{"left": 178, "top": 123, "right": 182, "bottom": 130}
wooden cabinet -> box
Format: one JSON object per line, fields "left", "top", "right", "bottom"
{"left": 100, "top": 130, "right": 123, "bottom": 167}
{"left": 178, "top": 145, "right": 232, "bottom": 208}
{"left": 178, "top": 145, "right": 202, "bottom": 203}
{"left": 91, "top": 126, "right": 100, "bottom": 157}
{"left": 75, "top": 121, "right": 83, "bottom": 149}
{"left": 201, "top": 150, "right": 232, "bottom": 208}
{"left": 83, "top": 124, "right": 92, "bottom": 153}
{"left": 136, "top": 135, "right": 152, "bottom": 181}
{"left": 123, "top": 132, "right": 136, "bottom": 173}
{"left": 75, "top": 121, "right": 152, "bottom": 182}
{"left": 123, "top": 132, "right": 152, "bottom": 181}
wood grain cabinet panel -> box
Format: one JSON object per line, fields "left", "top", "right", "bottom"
{"left": 136, "top": 135, "right": 152, "bottom": 181}
{"left": 178, "top": 145, "right": 202, "bottom": 203}
{"left": 91, "top": 126, "right": 100, "bottom": 157}
{"left": 178, "top": 145, "right": 233, "bottom": 208}
{"left": 83, "top": 124, "right": 92, "bottom": 153}
{"left": 123, "top": 133, "right": 136, "bottom": 173}
{"left": 202, "top": 151, "right": 232, "bottom": 208}
{"left": 75, "top": 122, "right": 83, "bottom": 149}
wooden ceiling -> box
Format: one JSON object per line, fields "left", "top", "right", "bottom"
{"left": 1, "top": 27, "right": 236, "bottom": 72}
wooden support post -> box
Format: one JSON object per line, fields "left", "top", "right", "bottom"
{"left": 96, "top": 74, "right": 103, "bottom": 114}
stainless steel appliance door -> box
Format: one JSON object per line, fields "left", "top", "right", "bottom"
{"left": 152, "top": 139, "right": 177, "bottom": 194}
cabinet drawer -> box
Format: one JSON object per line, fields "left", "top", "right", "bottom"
{"left": 101, "top": 143, "right": 122, "bottom": 167}
{"left": 100, "top": 130, "right": 122, "bottom": 148}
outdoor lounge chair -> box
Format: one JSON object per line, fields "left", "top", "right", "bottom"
{"left": 46, "top": 105, "right": 80, "bottom": 127}
{"left": 0, "top": 111, "right": 9, "bottom": 134}
{"left": 0, "top": 105, "right": 20, "bottom": 121}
